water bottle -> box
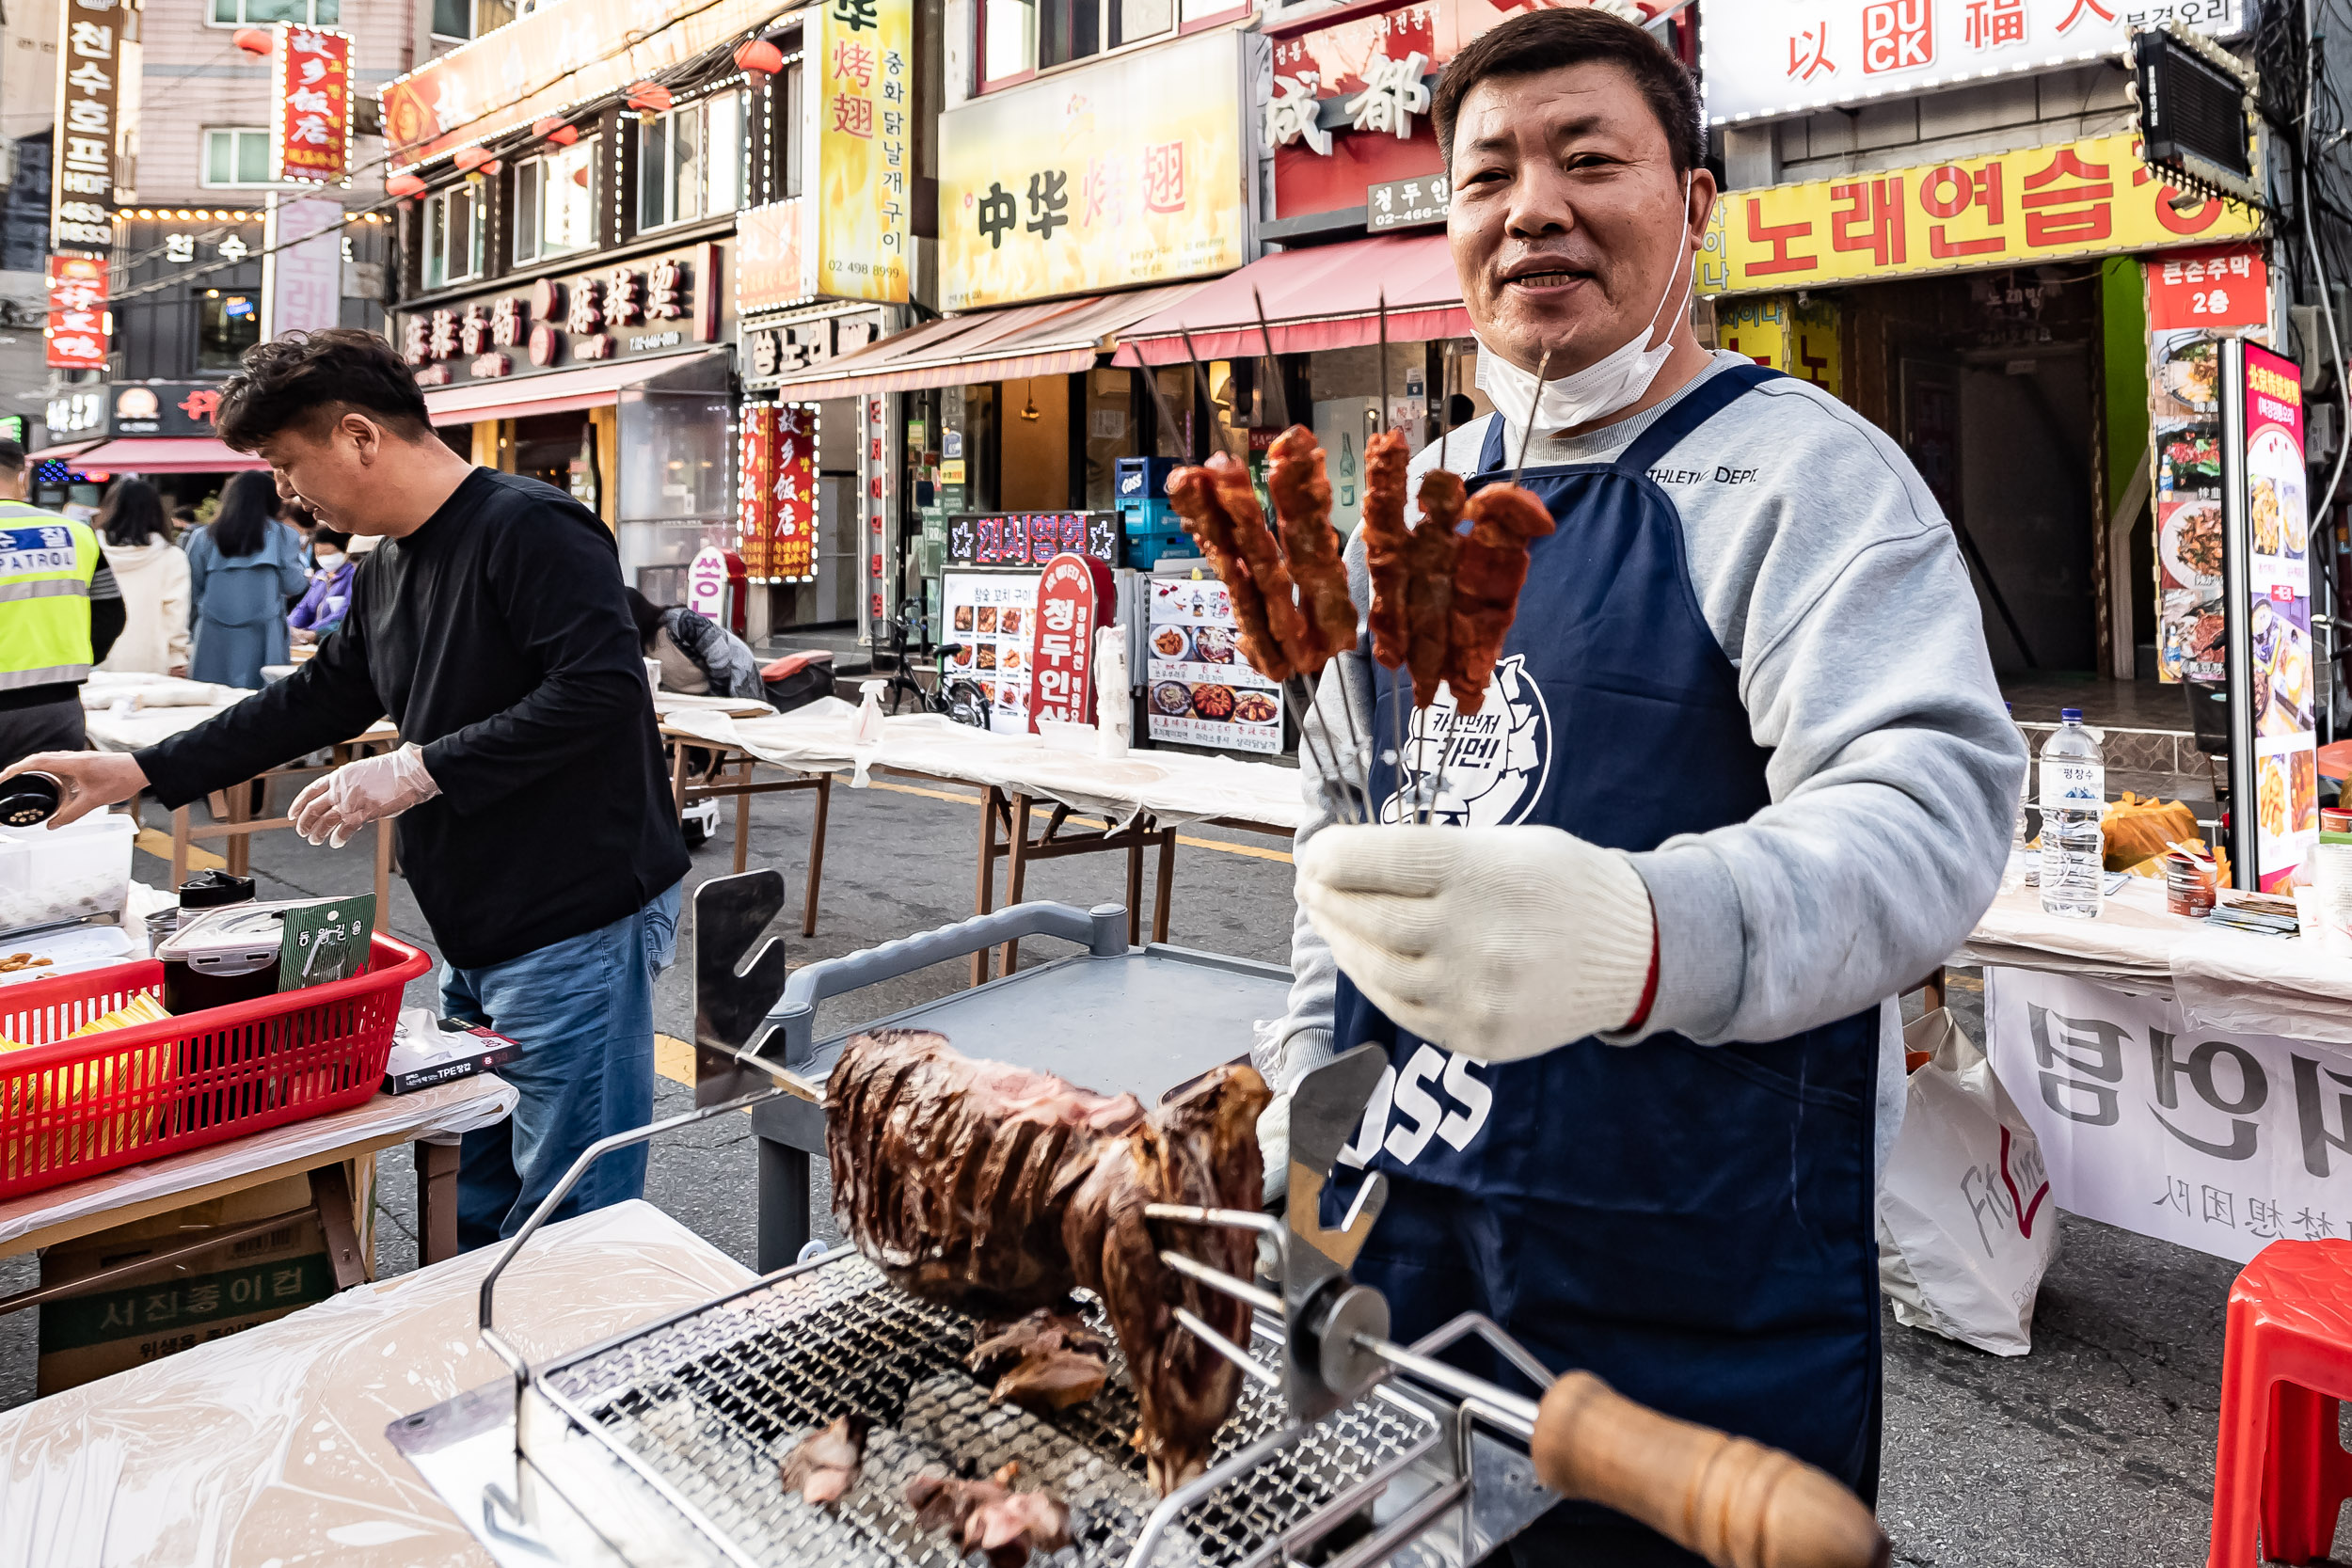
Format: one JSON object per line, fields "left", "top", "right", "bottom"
{"left": 2039, "top": 708, "right": 2106, "bottom": 918}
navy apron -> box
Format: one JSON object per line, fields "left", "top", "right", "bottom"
{"left": 1327, "top": 365, "right": 1882, "bottom": 1563}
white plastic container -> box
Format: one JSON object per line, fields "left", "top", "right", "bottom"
{"left": 0, "top": 809, "right": 136, "bottom": 935}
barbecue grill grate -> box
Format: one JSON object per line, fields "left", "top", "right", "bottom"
{"left": 533, "top": 1253, "right": 1444, "bottom": 1568}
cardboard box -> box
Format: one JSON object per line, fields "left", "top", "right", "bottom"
{"left": 36, "top": 1174, "right": 337, "bottom": 1395}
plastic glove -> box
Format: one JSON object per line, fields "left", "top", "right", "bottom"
{"left": 1295, "top": 824, "right": 1655, "bottom": 1063}
{"left": 290, "top": 743, "right": 441, "bottom": 849}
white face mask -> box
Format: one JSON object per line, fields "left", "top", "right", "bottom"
{"left": 314, "top": 550, "right": 347, "bottom": 570}
{"left": 1475, "top": 177, "right": 1697, "bottom": 437}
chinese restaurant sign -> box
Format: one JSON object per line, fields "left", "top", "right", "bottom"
{"left": 379, "top": 0, "right": 779, "bottom": 168}
{"left": 396, "top": 242, "right": 723, "bottom": 386}
{"left": 736, "top": 200, "right": 814, "bottom": 316}
{"left": 944, "top": 513, "right": 1121, "bottom": 568}
{"left": 1698, "top": 134, "right": 2264, "bottom": 296}
{"left": 1704, "top": 0, "right": 2245, "bottom": 126}
{"left": 811, "top": 0, "right": 911, "bottom": 303}
{"left": 2232, "top": 343, "right": 2318, "bottom": 889}
{"left": 2147, "top": 243, "right": 2265, "bottom": 687}
{"left": 739, "top": 402, "right": 820, "bottom": 583}
{"left": 940, "top": 27, "right": 1245, "bottom": 311}
{"left": 1985, "top": 967, "right": 2351, "bottom": 1266}
{"left": 271, "top": 24, "right": 353, "bottom": 183}
{"left": 1027, "top": 551, "right": 1113, "bottom": 730}
{"left": 44, "top": 257, "right": 106, "bottom": 370}
{"left": 1714, "top": 294, "right": 1843, "bottom": 401}
{"left": 50, "top": 0, "right": 124, "bottom": 254}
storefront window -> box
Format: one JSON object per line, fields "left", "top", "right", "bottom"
{"left": 202, "top": 129, "right": 275, "bottom": 187}
{"left": 982, "top": 0, "right": 1174, "bottom": 84}
{"left": 618, "top": 388, "right": 733, "bottom": 521}
{"left": 515, "top": 138, "right": 596, "bottom": 264}
{"left": 1082, "top": 368, "right": 1130, "bottom": 510}
{"left": 422, "top": 184, "right": 482, "bottom": 290}
{"left": 998, "top": 374, "right": 1069, "bottom": 511}
{"left": 196, "top": 287, "right": 260, "bottom": 372}
{"left": 637, "top": 93, "right": 744, "bottom": 233}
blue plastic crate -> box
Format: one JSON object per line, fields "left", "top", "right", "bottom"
{"left": 1115, "top": 456, "right": 1178, "bottom": 502}
{"left": 1120, "top": 497, "right": 1176, "bottom": 531}
{"left": 1125, "top": 525, "right": 1199, "bottom": 570}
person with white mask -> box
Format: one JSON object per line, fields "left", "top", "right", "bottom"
{"left": 1263, "top": 11, "right": 2026, "bottom": 1564}
{"left": 287, "top": 525, "right": 356, "bottom": 644}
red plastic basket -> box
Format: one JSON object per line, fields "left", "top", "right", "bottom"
{"left": 0, "top": 932, "right": 432, "bottom": 1202}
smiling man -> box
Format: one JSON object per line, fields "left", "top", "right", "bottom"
{"left": 1264, "top": 11, "right": 2026, "bottom": 1563}
{"left": 4, "top": 329, "right": 688, "bottom": 1249}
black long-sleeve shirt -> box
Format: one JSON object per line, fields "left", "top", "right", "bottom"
{"left": 137, "top": 468, "right": 689, "bottom": 968}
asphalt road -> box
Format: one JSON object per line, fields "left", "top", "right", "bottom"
{"left": 0, "top": 770, "right": 2339, "bottom": 1565}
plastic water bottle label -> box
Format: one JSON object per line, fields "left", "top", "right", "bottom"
{"left": 2040, "top": 758, "right": 2103, "bottom": 815}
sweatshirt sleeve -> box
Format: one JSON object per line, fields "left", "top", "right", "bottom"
{"left": 1612, "top": 387, "right": 2027, "bottom": 1046}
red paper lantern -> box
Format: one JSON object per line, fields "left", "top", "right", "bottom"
{"left": 385, "top": 172, "right": 427, "bottom": 198}
{"left": 480, "top": 160, "right": 502, "bottom": 176}
{"left": 453, "top": 145, "right": 492, "bottom": 170}
{"left": 231, "top": 25, "right": 271, "bottom": 55}
{"left": 532, "top": 116, "right": 580, "bottom": 146}
{"left": 733, "top": 39, "right": 785, "bottom": 75}
{"left": 626, "top": 80, "right": 674, "bottom": 113}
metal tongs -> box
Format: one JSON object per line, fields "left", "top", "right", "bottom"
{"left": 1143, "top": 1045, "right": 1894, "bottom": 1568}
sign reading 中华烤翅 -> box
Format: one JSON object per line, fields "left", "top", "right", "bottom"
{"left": 50, "top": 0, "right": 123, "bottom": 255}
{"left": 1698, "top": 133, "right": 2265, "bottom": 296}
{"left": 1703, "top": 0, "right": 2246, "bottom": 127}
{"left": 271, "top": 24, "right": 353, "bottom": 184}
{"left": 1984, "top": 967, "right": 2352, "bottom": 1264}
{"left": 810, "top": 0, "right": 912, "bottom": 304}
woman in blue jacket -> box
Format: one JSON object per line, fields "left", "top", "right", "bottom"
{"left": 186, "top": 469, "right": 309, "bottom": 688}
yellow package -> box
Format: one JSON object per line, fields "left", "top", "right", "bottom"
{"left": 68, "top": 993, "right": 171, "bottom": 1038}
{"left": 2, "top": 991, "right": 174, "bottom": 1177}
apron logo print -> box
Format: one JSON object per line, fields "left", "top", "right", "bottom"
{"left": 1336, "top": 1045, "right": 1494, "bottom": 1168}
{"left": 1379, "top": 653, "right": 1552, "bottom": 827}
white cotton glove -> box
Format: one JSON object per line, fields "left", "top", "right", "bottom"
{"left": 1295, "top": 825, "right": 1657, "bottom": 1063}
{"left": 290, "top": 742, "right": 442, "bottom": 849}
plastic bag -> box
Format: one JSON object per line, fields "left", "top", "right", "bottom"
{"left": 1877, "top": 1007, "right": 2058, "bottom": 1356}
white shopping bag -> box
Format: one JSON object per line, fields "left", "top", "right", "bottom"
{"left": 1876, "top": 1007, "right": 2059, "bottom": 1356}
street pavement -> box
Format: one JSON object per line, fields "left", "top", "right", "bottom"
{"left": 0, "top": 767, "right": 2336, "bottom": 1566}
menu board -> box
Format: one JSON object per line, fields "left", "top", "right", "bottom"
{"left": 2236, "top": 343, "right": 2320, "bottom": 891}
{"left": 1145, "top": 575, "right": 1283, "bottom": 755}
{"left": 941, "top": 567, "right": 1041, "bottom": 736}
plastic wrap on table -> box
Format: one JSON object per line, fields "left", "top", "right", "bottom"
{"left": 0, "top": 1074, "right": 516, "bottom": 1250}
{"left": 2172, "top": 927, "right": 2352, "bottom": 1044}
{"left": 1956, "top": 879, "right": 2186, "bottom": 988}
{"left": 664, "top": 698, "right": 1306, "bottom": 832}
{"left": 78, "top": 672, "right": 251, "bottom": 712}
{"left": 0, "top": 1198, "right": 754, "bottom": 1568}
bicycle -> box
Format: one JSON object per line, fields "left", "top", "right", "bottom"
{"left": 879, "top": 606, "right": 991, "bottom": 729}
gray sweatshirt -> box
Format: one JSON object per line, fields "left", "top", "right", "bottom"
{"left": 1266, "top": 352, "right": 2027, "bottom": 1171}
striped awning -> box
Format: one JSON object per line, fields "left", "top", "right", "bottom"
{"left": 1113, "top": 234, "right": 1470, "bottom": 367}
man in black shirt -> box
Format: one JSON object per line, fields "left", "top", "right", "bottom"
{"left": 5, "top": 330, "right": 690, "bottom": 1247}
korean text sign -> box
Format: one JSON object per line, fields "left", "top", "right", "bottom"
{"left": 1028, "top": 552, "right": 1112, "bottom": 729}
{"left": 940, "top": 28, "right": 1246, "bottom": 311}
{"left": 1698, "top": 133, "right": 2262, "bottom": 296}
{"left": 1704, "top": 0, "right": 2245, "bottom": 126}
{"left": 2234, "top": 343, "right": 2319, "bottom": 888}
{"left": 44, "top": 257, "right": 106, "bottom": 371}
{"left": 811, "top": 0, "right": 911, "bottom": 304}
{"left": 1985, "top": 968, "right": 2352, "bottom": 1264}
{"left": 51, "top": 0, "right": 124, "bottom": 254}
{"left": 272, "top": 24, "right": 353, "bottom": 183}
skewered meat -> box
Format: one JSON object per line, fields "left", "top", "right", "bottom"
{"left": 827, "top": 1030, "right": 1272, "bottom": 1492}
{"left": 907, "top": 1463, "right": 1073, "bottom": 1568}
{"left": 1267, "top": 426, "right": 1360, "bottom": 660}
{"left": 1359, "top": 429, "right": 1413, "bottom": 670}
{"left": 1167, "top": 467, "right": 1293, "bottom": 684}
{"left": 1203, "top": 451, "right": 1323, "bottom": 673}
{"left": 1443, "top": 483, "right": 1554, "bottom": 716}
{"left": 779, "top": 1415, "right": 870, "bottom": 1506}
{"left": 1406, "top": 470, "right": 1464, "bottom": 711}
{"left": 968, "top": 1307, "right": 1111, "bottom": 1410}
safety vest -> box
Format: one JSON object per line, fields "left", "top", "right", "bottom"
{"left": 0, "top": 499, "right": 101, "bottom": 692}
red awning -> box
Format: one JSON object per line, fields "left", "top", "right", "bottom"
{"left": 421, "top": 351, "right": 724, "bottom": 427}
{"left": 24, "top": 439, "right": 102, "bottom": 465}
{"left": 1113, "top": 234, "right": 1469, "bottom": 367}
{"left": 769, "top": 283, "right": 1209, "bottom": 403}
{"left": 70, "top": 437, "right": 271, "bottom": 473}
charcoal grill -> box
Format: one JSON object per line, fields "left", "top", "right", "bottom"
{"left": 389, "top": 881, "right": 1889, "bottom": 1568}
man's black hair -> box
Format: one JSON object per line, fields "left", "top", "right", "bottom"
{"left": 215, "top": 327, "right": 435, "bottom": 451}
{"left": 1433, "top": 9, "right": 1703, "bottom": 175}
{"left": 0, "top": 439, "right": 24, "bottom": 472}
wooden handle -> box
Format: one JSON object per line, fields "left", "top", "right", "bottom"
{"left": 1530, "top": 1371, "right": 1890, "bottom": 1568}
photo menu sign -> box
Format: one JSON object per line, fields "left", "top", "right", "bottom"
{"left": 2227, "top": 342, "right": 2319, "bottom": 892}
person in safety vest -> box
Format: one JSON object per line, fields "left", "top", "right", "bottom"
{"left": 0, "top": 439, "right": 124, "bottom": 769}
{"left": 1258, "top": 13, "right": 2026, "bottom": 1565}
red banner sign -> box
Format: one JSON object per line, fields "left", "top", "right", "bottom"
{"left": 45, "top": 256, "right": 106, "bottom": 370}
{"left": 739, "top": 403, "right": 820, "bottom": 583}
{"left": 272, "top": 24, "right": 353, "bottom": 184}
{"left": 2146, "top": 243, "right": 2268, "bottom": 332}
{"left": 1028, "top": 551, "right": 1113, "bottom": 729}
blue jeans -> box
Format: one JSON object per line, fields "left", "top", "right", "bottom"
{"left": 441, "top": 883, "right": 682, "bottom": 1250}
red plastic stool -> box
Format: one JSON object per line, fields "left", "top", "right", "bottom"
{"left": 2211, "top": 1239, "right": 2352, "bottom": 1567}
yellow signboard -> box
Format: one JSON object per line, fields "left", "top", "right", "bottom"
{"left": 1715, "top": 295, "right": 1842, "bottom": 402}
{"left": 939, "top": 28, "right": 1247, "bottom": 312}
{"left": 811, "top": 0, "right": 912, "bottom": 304}
{"left": 1698, "top": 134, "right": 2264, "bottom": 297}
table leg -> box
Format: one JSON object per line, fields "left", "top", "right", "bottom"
{"left": 1152, "top": 822, "right": 1177, "bottom": 944}
{"left": 1125, "top": 831, "right": 1144, "bottom": 947}
{"left": 226, "top": 773, "right": 251, "bottom": 879}
{"left": 308, "top": 1164, "right": 368, "bottom": 1291}
{"left": 1000, "top": 793, "right": 1034, "bottom": 977}
{"left": 756, "top": 1136, "right": 812, "bottom": 1273}
{"left": 374, "top": 814, "right": 394, "bottom": 910}
{"left": 1918, "top": 966, "right": 1947, "bottom": 1013}
{"left": 416, "top": 1138, "right": 461, "bottom": 1264}
{"left": 669, "top": 739, "right": 689, "bottom": 815}
{"left": 731, "top": 757, "right": 753, "bottom": 876}
{"left": 803, "top": 774, "right": 831, "bottom": 938}
{"left": 972, "top": 784, "right": 1001, "bottom": 988}
{"left": 171, "top": 803, "right": 191, "bottom": 891}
